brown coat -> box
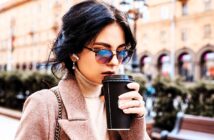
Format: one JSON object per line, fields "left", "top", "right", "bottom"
{"left": 15, "top": 78, "right": 150, "bottom": 140}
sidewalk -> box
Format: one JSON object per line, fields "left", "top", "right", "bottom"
{"left": 0, "top": 107, "right": 21, "bottom": 140}
{"left": 0, "top": 115, "right": 19, "bottom": 140}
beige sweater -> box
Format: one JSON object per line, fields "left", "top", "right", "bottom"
{"left": 75, "top": 69, "right": 109, "bottom": 140}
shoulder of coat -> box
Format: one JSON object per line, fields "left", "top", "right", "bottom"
{"left": 27, "top": 86, "right": 58, "bottom": 104}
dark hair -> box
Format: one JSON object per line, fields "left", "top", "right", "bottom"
{"left": 50, "top": 0, "right": 136, "bottom": 78}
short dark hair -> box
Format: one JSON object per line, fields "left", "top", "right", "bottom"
{"left": 50, "top": 0, "right": 136, "bottom": 78}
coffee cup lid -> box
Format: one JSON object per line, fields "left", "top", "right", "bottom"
{"left": 102, "top": 75, "right": 134, "bottom": 83}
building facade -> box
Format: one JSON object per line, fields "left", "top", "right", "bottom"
{"left": 0, "top": 0, "right": 213, "bottom": 81}
{"left": 137, "top": 0, "right": 214, "bottom": 81}
{"left": 0, "top": 0, "right": 115, "bottom": 71}
{"left": 0, "top": 0, "right": 85, "bottom": 72}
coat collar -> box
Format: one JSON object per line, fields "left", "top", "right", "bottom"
{"left": 58, "top": 78, "right": 88, "bottom": 120}
{"left": 57, "top": 78, "right": 97, "bottom": 139}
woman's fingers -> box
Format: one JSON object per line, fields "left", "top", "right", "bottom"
{"left": 122, "top": 106, "right": 145, "bottom": 117}
{"left": 118, "top": 91, "right": 142, "bottom": 100}
{"left": 118, "top": 99, "right": 145, "bottom": 109}
{"left": 127, "top": 82, "right": 140, "bottom": 91}
{"left": 117, "top": 82, "right": 145, "bottom": 117}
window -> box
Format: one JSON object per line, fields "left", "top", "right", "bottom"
{"left": 4, "top": 64, "right": 7, "bottom": 71}
{"left": 160, "top": 55, "right": 171, "bottom": 78}
{"left": 181, "top": 29, "right": 188, "bottom": 42}
{"left": 201, "top": 51, "right": 214, "bottom": 80}
{"left": 142, "top": 6, "right": 149, "bottom": 22}
{"left": 142, "top": 33, "right": 148, "bottom": 46}
{"left": 141, "top": 56, "right": 153, "bottom": 80}
{"left": 160, "top": 30, "right": 167, "bottom": 43}
{"left": 178, "top": 53, "right": 194, "bottom": 81}
{"left": 161, "top": 6, "right": 169, "bottom": 20}
{"left": 203, "top": 24, "right": 212, "bottom": 38}
{"left": 204, "top": 0, "right": 212, "bottom": 11}
{"left": 182, "top": 3, "right": 188, "bottom": 16}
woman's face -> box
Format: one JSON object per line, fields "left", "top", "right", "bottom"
{"left": 75, "top": 22, "right": 126, "bottom": 84}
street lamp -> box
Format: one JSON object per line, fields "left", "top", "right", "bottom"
{"left": 119, "top": 0, "right": 147, "bottom": 72}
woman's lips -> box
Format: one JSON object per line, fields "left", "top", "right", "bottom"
{"left": 101, "top": 71, "right": 115, "bottom": 76}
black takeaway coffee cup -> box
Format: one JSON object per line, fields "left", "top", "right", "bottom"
{"left": 102, "top": 75, "right": 135, "bottom": 130}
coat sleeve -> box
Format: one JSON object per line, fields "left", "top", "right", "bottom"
{"left": 15, "top": 90, "right": 51, "bottom": 140}
{"left": 118, "top": 117, "right": 151, "bottom": 140}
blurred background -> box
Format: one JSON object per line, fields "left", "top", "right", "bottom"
{"left": 0, "top": 0, "right": 213, "bottom": 140}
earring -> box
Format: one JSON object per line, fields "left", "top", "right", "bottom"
{"left": 70, "top": 54, "right": 79, "bottom": 70}
{"left": 72, "top": 61, "right": 76, "bottom": 70}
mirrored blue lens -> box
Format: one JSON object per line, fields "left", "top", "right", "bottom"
{"left": 117, "top": 50, "right": 131, "bottom": 64}
{"left": 96, "top": 50, "right": 113, "bottom": 64}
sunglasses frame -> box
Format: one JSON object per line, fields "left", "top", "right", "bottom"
{"left": 85, "top": 46, "right": 133, "bottom": 64}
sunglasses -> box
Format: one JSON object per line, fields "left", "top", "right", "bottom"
{"left": 85, "top": 47, "right": 133, "bottom": 64}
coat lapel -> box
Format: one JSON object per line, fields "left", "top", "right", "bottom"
{"left": 57, "top": 78, "right": 97, "bottom": 139}
{"left": 58, "top": 119, "right": 95, "bottom": 139}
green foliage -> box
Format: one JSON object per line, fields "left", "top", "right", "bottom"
{"left": 152, "top": 75, "right": 214, "bottom": 131}
{"left": 0, "top": 72, "right": 7, "bottom": 106}
{"left": 0, "top": 71, "right": 58, "bottom": 110}
{"left": 22, "top": 72, "right": 58, "bottom": 93}
{"left": 152, "top": 76, "right": 188, "bottom": 131}
{"left": 185, "top": 82, "right": 214, "bottom": 117}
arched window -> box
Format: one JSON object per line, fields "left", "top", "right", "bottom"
{"left": 157, "top": 54, "right": 170, "bottom": 78}
{"left": 201, "top": 51, "right": 214, "bottom": 80}
{"left": 36, "top": 63, "right": 41, "bottom": 70}
{"left": 178, "top": 53, "right": 194, "bottom": 81}
{"left": 16, "top": 64, "right": 20, "bottom": 70}
{"left": 141, "top": 55, "right": 152, "bottom": 81}
{"left": 4, "top": 64, "right": 7, "bottom": 71}
{"left": 29, "top": 63, "right": 33, "bottom": 70}
{"left": 22, "top": 63, "right": 27, "bottom": 71}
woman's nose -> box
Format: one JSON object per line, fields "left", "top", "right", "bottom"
{"left": 108, "top": 54, "right": 120, "bottom": 66}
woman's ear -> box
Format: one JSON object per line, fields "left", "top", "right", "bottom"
{"left": 70, "top": 54, "right": 79, "bottom": 62}
{"left": 70, "top": 54, "right": 79, "bottom": 70}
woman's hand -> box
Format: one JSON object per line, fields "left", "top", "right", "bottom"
{"left": 118, "top": 82, "right": 145, "bottom": 117}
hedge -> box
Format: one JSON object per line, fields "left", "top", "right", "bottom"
{"left": 152, "top": 76, "right": 214, "bottom": 131}
{"left": 0, "top": 71, "right": 58, "bottom": 110}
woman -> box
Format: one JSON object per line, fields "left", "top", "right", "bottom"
{"left": 15, "top": 0, "right": 150, "bottom": 140}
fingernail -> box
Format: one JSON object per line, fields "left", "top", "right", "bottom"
{"left": 118, "top": 95, "right": 123, "bottom": 98}
{"left": 127, "top": 83, "right": 132, "bottom": 88}
{"left": 123, "top": 109, "right": 128, "bottom": 113}
{"left": 118, "top": 101, "right": 122, "bottom": 107}
{"left": 118, "top": 105, "right": 123, "bottom": 109}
